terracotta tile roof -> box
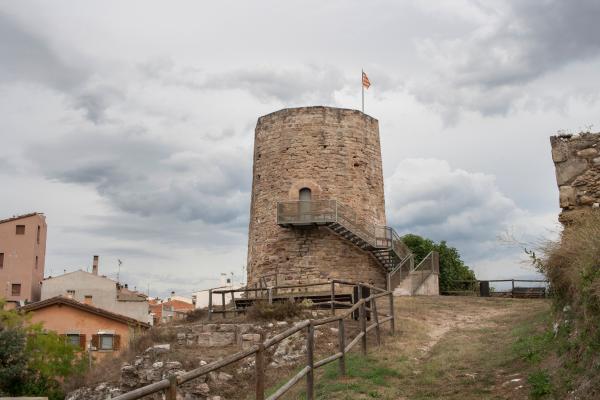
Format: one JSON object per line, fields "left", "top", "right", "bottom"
{"left": 21, "top": 296, "right": 150, "bottom": 328}
{"left": 0, "top": 212, "right": 44, "bottom": 225}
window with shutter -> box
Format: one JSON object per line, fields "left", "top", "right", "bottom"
{"left": 66, "top": 334, "right": 80, "bottom": 347}
{"left": 91, "top": 334, "right": 99, "bottom": 350}
{"left": 79, "top": 334, "right": 87, "bottom": 351}
{"left": 113, "top": 334, "right": 121, "bottom": 351}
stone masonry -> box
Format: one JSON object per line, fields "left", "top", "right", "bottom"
{"left": 246, "top": 106, "right": 387, "bottom": 288}
{"left": 550, "top": 132, "right": 600, "bottom": 224}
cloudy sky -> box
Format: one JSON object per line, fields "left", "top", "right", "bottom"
{"left": 1, "top": 0, "right": 599, "bottom": 297}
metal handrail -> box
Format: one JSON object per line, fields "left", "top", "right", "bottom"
{"left": 276, "top": 200, "right": 410, "bottom": 254}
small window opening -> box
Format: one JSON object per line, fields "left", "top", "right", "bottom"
{"left": 99, "top": 334, "right": 114, "bottom": 350}
{"left": 35, "top": 256, "right": 38, "bottom": 270}
{"left": 84, "top": 295, "right": 93, "bottom": 305}
{"left": 299, "top": 188, "right": 312, "bottom": 201}
{"left": 67, "top": 334, "right": 80, "bottom": 347}
{"left": 0, "top": 253, "right": 4, "bottom": 268}
{"left": 67, "top": 290, "right": 75, "bottom": 298}
{"left": 37, "top": 226, "right": 40, "bottom": 244}
{"left": 16, "top": 225, "right": 25, "bottom": 235}
{"left": 11, "top": 283, "right": 21, "bottom": 296}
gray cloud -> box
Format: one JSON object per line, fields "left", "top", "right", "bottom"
{"left": 386, "top": 158, "right": 523, "bottom": 259}
{"left": 28, "top": 129, "right": 252, "bottom": 226}
{"left": 411, "top": 0, "right": 600, "bottom": 121}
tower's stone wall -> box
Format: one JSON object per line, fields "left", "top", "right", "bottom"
{"left": 246, "top": 107, "right": 387, "bottom": 288}
{"left": 550, "top": 132, "right": 600, "bottom": 224}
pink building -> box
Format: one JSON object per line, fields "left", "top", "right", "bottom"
{"left": 0, "top": 213, "right": 47, "bottom": 306}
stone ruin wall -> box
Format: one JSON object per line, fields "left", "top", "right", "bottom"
{"left": 550, "top": 132, "right": 600, "bottom": 224}
{"left": 246, "top": 106, "right": 387, "bottom": 289}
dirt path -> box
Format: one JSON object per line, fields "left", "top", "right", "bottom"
{"left": 305, "top": 296, "right": 551, "bottom": 400}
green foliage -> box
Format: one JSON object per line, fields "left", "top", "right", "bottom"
{"left": 402, "top": 234, "right": 476, "bottom": 292}
{"left": 528, "top": 370, "right": 552, "bottom": 399}
{"left": 0, "top": 300, "right": 85, "bottom": 399}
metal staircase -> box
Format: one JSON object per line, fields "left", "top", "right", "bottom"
{"left": 276, "top": 200, "right": 412, "bottom": 274}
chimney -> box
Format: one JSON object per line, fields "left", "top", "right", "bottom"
{"left": 92, "top": 255, "right": 99, "bottom": 275}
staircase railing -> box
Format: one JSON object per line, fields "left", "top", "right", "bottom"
{"left": 386, "top": 254, "right": 414, "bottom": 291}
{"left": 276, "top": 200, "right": 411, "bottom": 255}
{"left": 410, "top": 251, "right": 439, "bottom": 294}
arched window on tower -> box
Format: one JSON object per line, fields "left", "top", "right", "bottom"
{"left": 299, "top": 187, "right": 312, "bottom": 201}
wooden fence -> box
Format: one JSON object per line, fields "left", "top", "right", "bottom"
{"left": 111, "top": 280, "right": 395, "bottom": 400}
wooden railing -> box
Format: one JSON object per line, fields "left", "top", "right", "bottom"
{"left": 112, "top": 280, "right": 395, "bottom": 400}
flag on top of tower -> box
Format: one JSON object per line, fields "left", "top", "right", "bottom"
{"left": 362, "top": 71, "right": 371, "bottom": 89}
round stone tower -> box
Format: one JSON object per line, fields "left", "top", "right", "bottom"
{"left": 246, "top": 106, "right": 388, "bottom": 288}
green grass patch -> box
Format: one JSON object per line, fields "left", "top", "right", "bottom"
{"left": 528, "top": 370, "right": 552, "bottom": 399}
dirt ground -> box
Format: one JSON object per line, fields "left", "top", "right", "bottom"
{"left": 280, "top": 295, "right": 551, "bottom": 399}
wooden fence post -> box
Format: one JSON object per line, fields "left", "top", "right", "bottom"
{"left": 306, "top": 323, "right": 315, "bottom": 400}
{"left": 268, "top": 288, "right": 273, "bottom": 304}
{"left": 166, "top": 375, "right": 177, "bottom": 400}
{"left": 255, "top": 342, "right": 265, "bottom": 400}
{"left": 231, "top": 291, "right": 236, "bottom": 316}
{"left": 338, "top": 318, "right": 346, "bottom": 376}
{"left": 372, "top": 297, "right": 381, "bottom": 346}
{"left": 330, "top": 281, "right": 335, "bottom": 316}
{"left": 208, "top": 289, "right": 213, "bottom": 321}
{"left": 388, "top": 292, "right": 395, "bottom": 336}
{"left": 359, "top": 300, "right": 367, "bottom": 356}
{"left": 511, "top": 279, "right": 515, "bottom": 298}
{"left": 222, "top": 292, "right": 226, "bottom": 319}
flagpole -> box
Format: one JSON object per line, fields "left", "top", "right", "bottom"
{"left": 361, "top": 69, "right": 364, "bottom": 113}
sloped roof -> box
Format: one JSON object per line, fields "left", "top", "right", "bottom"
{"left": 0, "top": 212, "right": 44, "bottom": 225}
{"left": 21, "top": 296, "right": 150, "bottom": 328}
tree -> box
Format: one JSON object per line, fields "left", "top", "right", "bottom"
{"left": 402, "top": 234, "right": 476, "bottom": 293}
{"left": 0, "top": 301, "right": 85, "bottom": 400}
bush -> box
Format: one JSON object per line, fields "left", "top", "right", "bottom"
{"left": 246, "top": 300, "right": 307, "bottom": 321}
{"left": 186, "top": 308, "right": 207, "bottom": 322}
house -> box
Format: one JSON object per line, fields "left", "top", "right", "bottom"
{"left": 0, "top": 212, "right": 47, "bottom": 306}
{"left": 42, "top": 256, "right": 150, "bottom": 324}
{"left": 149, "top": 293, "right": 194, "bottom": 325}
{"left": 192, "top": 273, "right": 244, "bottom": 309}
{"left": 22, "top": 296, "right": 149, "bottom": 356}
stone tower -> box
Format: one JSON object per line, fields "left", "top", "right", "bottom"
{"left": 246, "top": 106, "right": 397, "bottom": 289}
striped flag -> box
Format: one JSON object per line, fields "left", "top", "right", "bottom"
{"left": 362, "top": 71, "right": 371, "bottom": 89}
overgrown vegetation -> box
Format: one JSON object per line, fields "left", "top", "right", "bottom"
{"left": 402, "top": 234, "right": 476, "bottom": 293}
{"left": 0, "top": 301, "right": 86, "bottom": 400}
{"left": 246, "top": 300, "right": 308, "bottom": 321}
{"left": 526, "top": 209, "right": 600, "bottom": 398}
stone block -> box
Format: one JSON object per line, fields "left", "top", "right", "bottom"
{"left": 559, "top": 186, "right": 576, "bottom": 208}
{"left": 555, "top": 158, "right": 588, "bottom": 185}
{"left": 576, "top": 147, "right": 599, "bottom": 158}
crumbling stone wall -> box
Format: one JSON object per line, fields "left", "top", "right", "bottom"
{"left": 247, "top": 106, "right": 387, "bottom": 288}
{"left": 550, "top": 132, "right": 600, "bottom": 224}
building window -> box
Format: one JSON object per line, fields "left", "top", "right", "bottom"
{"left": 37, "top": 225, "right": 40, "bottom": 244}
{"left": 299, "top": 187, "right": 312, "bottom": 201}
{"left": 15, "top": 225, "right": 25, "bottom": 235}
{"left": 67, "top": 290, "right": 75, "bottom": 298}
{"left": 99, "top": 334, "right": 114, "bottom": 350}
{"left": 84, "top": 295, "right": 93, "bottom": 305}
{"left": 35, "top": 256, "right": 38, "bottom": 270}
{"left": 0, "top": 253, "right": 4, "bottom": 269}
{"left": 11, "top": 284, "right": 21, "bottom": 296}
{"left": 67, "top": 334, "right": 81, "bottom": 347}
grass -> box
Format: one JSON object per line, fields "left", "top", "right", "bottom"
{"left": 276, "top": 296, "right": 552, "bottom": 400}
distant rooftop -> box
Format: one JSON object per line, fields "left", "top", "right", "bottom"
{"left": 0, "top": 212, "right": 44, "bottom": 225}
